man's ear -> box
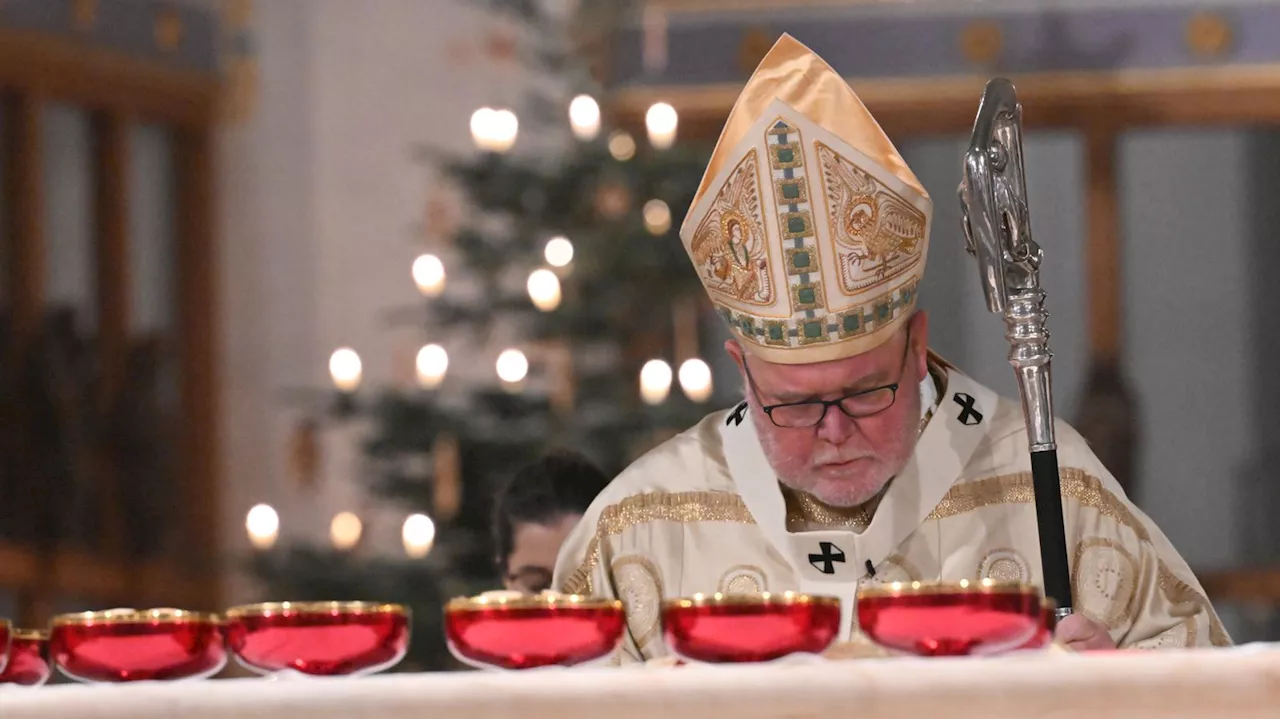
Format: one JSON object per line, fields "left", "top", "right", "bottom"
{"left": 909, "top": 310, "right": 930, "bottom": 377}
{"left": 724, "top": 338, "right": 745, "bottom": 367}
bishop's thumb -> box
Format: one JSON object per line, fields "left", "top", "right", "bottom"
{"left": 1053, "top": 613, "right": 1099, "bottom": 643}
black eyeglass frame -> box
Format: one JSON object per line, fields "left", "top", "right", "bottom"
{"left": 741, "top": 327, "right": 915, "bottom": 428}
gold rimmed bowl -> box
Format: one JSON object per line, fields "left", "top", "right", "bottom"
{"left": 0, "top": 630, "right": 51, "bottom": 687}
{"left": 0, "top": 618, "right": 10, "bottom": 675}
{"left": 49, "top": 608, "right": 226, "bottom": 683}
{"left": 1014, "top": 598, "right": 1059, "bottom": 651}
{"left": 224, "top": 601, "right": 410, "bottom": 677}
{"left": 444, "top": 592, "right": 625, "bottom": 670}
{"left": 856, "top": 579, "right": 1042, "bottom": 657}
{"left": 661, "top": 592, "right": 841, "bottom": 663}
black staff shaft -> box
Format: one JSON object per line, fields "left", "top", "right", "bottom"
{"left": 1030, "top": 448, "right": 1072, "bottom": 612}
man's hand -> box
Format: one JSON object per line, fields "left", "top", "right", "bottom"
{"left": 1054, "top": 613, "right": 1118, "bottom": 651}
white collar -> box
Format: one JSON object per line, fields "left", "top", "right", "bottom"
{"left": 919, "top": 370, "right": 938, "bottom": 423}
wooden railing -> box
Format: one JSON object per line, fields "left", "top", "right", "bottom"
{"left": 0, "top": 6, "right": 223, "bottom": 627}
{"left": 1201, "top": 567, "right": 1280, "bottom": 608}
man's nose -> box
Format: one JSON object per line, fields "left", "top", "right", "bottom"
{"left": 816, "top": 405, "right": 858, "bottom": 443}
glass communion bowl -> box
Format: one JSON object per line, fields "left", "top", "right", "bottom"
{"left": 856, "top": 579, "right": 1042, "bottom": 657}
{"left": 1014, "top": 598, "right": 1060, "bottom": 651}
{"left": 445, "top": 592, "right": 625, "bottom": 670}
{"left": 0, "top": 630, "right": 52, "bottom": 687}
{"left": 50, "top": 608, "right": 226, "bottom": 682}
{"left": 0, "top": 618, "right": 10, "bottom": 675}
{"left": 661, "top": 592, "right": 841, "bottom": 664}
{"left": 224, "top": 601, "right": 410, "bottom": 677}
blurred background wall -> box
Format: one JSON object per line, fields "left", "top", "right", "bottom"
{"left": 1, "top": 0, "right": 1277, "bottom": 659}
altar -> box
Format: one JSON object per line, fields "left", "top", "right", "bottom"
{"left": 4, "top": 647, "right": 1280, "bottom": 719}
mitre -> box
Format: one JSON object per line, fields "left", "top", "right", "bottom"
{"left": 679, "top": 33, "right": 932, "bottom": 364}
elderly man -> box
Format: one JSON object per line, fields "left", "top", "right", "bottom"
{"left": 552, "top": 34, "right": 1227, "bottom": 662}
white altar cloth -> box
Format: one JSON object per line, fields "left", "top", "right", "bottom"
{"left": 4, "top": 646, "right": 1279, "bottom": 719}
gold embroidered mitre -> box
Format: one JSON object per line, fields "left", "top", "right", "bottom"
{"left": 679, "top": 34, "right": 932, "bottom": 364}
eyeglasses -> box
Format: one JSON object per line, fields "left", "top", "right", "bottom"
{"left": 505, "top": 567, "right": 553, "bottom": 595}
{"left": 743, "top": 328, "right": 913, "bottom": 429}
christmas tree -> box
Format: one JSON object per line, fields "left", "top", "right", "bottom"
{"left": 251, "top": 0, "right": 726, "bottom": 671}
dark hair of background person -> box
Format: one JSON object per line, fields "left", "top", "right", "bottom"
{"left": 491, "top": 448, "right": 611, "bottom": 573}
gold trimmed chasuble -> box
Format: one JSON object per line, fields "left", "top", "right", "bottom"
{"left": 552, "top": 364, "right": 1230, "bottom": 664}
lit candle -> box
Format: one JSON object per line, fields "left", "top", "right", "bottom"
{"left": 639, "top": 359, "right": 673, "bottom": 405}
{"left": 568, "top": 94, "right": 601, "bottom": 141}
{"left": 245, "top": 504, "right": 279, "bottom": 550}
{"left": 416, "top": 343, "right": 449, "bottom": 388}
{"left": 645, "top": 102, "right": 678, "bottom": 150}
{"left": 544, "top": 236, "right": 574, "bottom": 268}
{"left": 330, "top": 511, "right": 363, "bottom": 551}
{"left": 490, "top": 109, "right": 519, "bottom": 153}
{"left": 527, "top": 268, "right": 562, "bottom": 311}
{"left": 643, "top": 199, "right": 672, "bottom": 235}
{"left": 496, "top": 348, "right": 530, "bottom": 385}
{"left": 608, "top": 130, "right": 636, "bottom": 161}
{"left": 470, "top": 107, "right": 495, "bottom": 149}
{"left": 329, "top": 347, "right": 362, "bottom": 393}
{"left": 470, "top": 107, "right": 519, "bottom": 153}
{"left": 679, "top": 358, "right": 714, "bottom": 403}
{"left": 402, "top": 513, "right": 436, "bottom": 558}
{"left": 412, "top": 254, "right": 446, "bottom": 297}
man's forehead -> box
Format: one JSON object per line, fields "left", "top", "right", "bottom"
{"left": 750, "top": 342, "right": 897, "bottom": 388}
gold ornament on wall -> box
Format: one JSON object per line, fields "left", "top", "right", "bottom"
{"left": 72, "top": 0, "right": 98, "bottom": 32}
{"left": 525, "top": 340, "right": 576, "bottom": 416}
{"left": 1186, "top": 12, "right": 1233, "bottom": 59}
{"left": 432, "top": 433, "right": 462, "bottom": 521}
{"left": 608, "top": 131, "right": 637, "bottom": 161}
{"left": 154, "top": 6, "right": 184, "bottom": 52}
{"left": 672, "top": 295, "right": 699, "bottom": 364}
{"left": 959, "top": 20, "right": 1003, "bottom": 66}
{"left": 737, "top": 27, "right": 775, "bottom": 75}
{"left": 643, "top": 199, "right": 672, "bottom": 235}
{"left": 221, "top": 0, "right": 259, "bottom": 123}
{"left": 288, "top": 418, "right": 321, "bottom": 490}
{"left": 423, "top": 183, "right": 461, "bottom": 244}
{"left": 595, "top": 181, "right": 632, "bottom": 220}
{"left": 485, "top": 28, "right": 519, "bottom": 65}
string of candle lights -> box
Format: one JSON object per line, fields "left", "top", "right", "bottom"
{"left": 245, "top": 503, "right": 434, "bottom": 559}
{"left": 256, "top": 93, "right": 708, "bottom": 558}
{"left": 467, "top": 95, "right": 678, "bottom": 157}
{"left": 459, "top": 93, "right": 710, "bottom": 403}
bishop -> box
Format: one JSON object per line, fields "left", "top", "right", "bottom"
{"left": 553, "top": 34, "right": 1228, "bottom": 663}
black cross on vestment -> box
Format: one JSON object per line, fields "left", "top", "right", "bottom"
{"left": 953, "top": 392, "right": 984, "bottom": 426}
{"left": 808, "top": 541, "right": 846, "bottom": 575}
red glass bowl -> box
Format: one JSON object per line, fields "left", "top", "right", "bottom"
{"left": 857, "top": 579, "right": 1042, "bottom": 657}
{"left": 50, "top": 608, "right": 226, "bottom": 682}
{"left": 0, "top": 614, "right": 9, "bottom": 675}
{"left": 445, "top": 594, "right": 625, "bottom": 670}
{"left": 0, "top": 618, "right": 10, "bottom": 674}
{"left": 0, "top": 630, "right": 51, "bottom": 687}
{"left": 662, "top": 592, "right": 841, "bottom": 663}
{"left": 225, "top": 601, "right": 409, "bottom": 676}
{"left": 1016, "top": 599, "right": 1059, "bottom": 651}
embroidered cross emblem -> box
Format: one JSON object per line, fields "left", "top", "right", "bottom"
{"left": 953, "top": 392, "right": 983, "bottom": 426}
{"left": 808, "top": 541, "right": 846, "bottom": 575}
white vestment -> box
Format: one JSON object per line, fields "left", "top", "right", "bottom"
{"left": 553, "top": 361, "right": 1230, "bottom": 663}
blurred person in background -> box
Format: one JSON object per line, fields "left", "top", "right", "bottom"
{"left": 493, "top": 449, "right": 611, "bottom": 594}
